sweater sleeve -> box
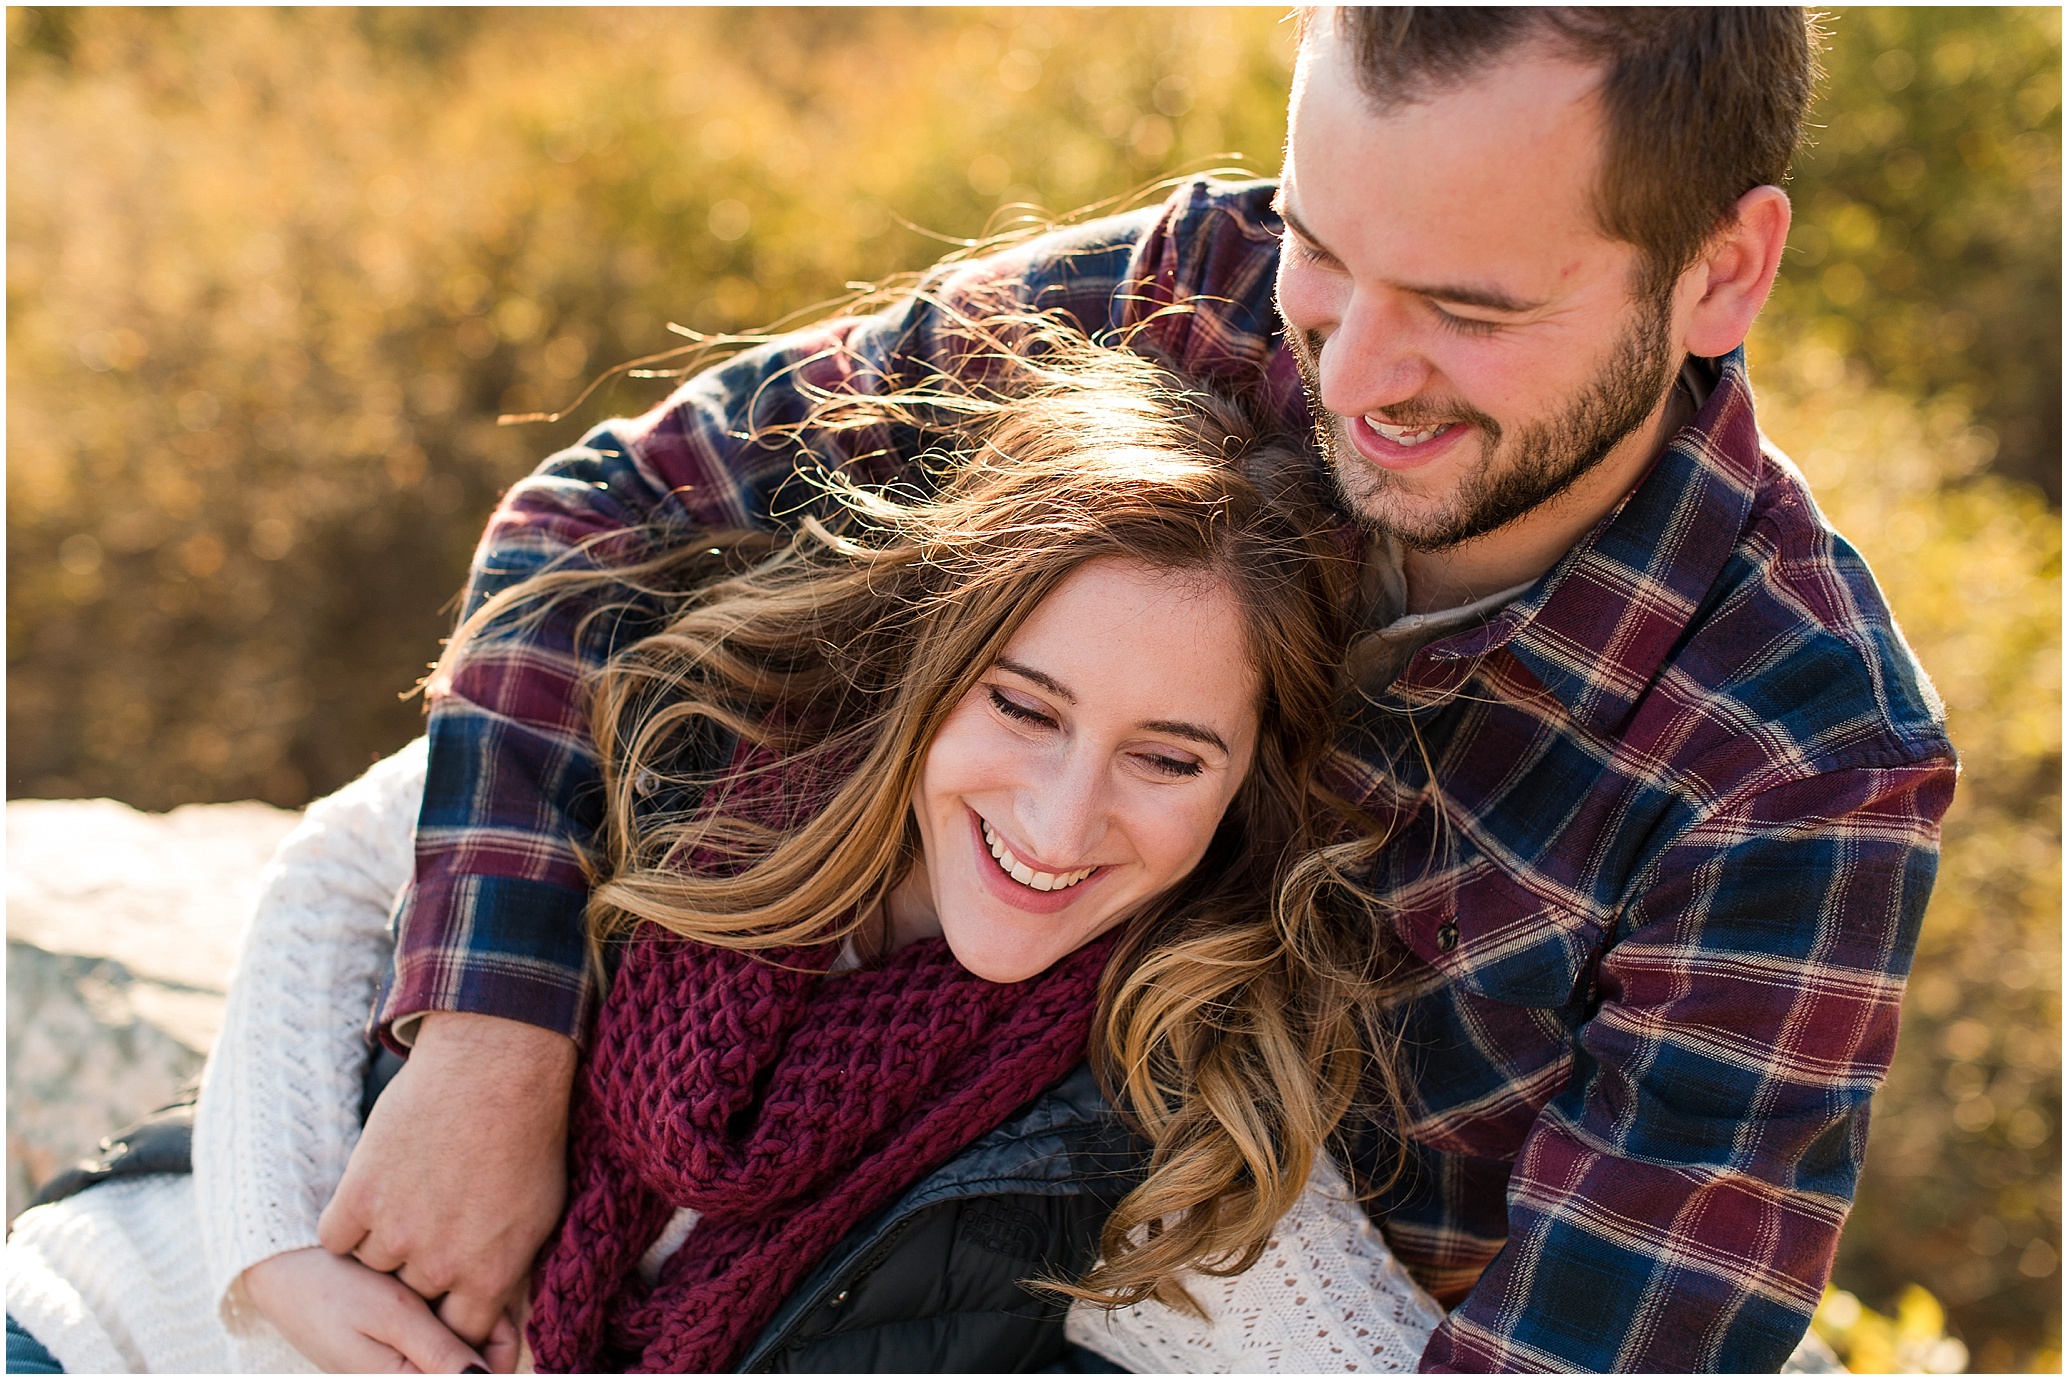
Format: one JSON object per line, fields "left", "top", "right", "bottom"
{"left": 193, "top": 738, "right": 428, "bottom": 1335}
{"left": 1065, "top": 1154, "right": 1443, "bottom": 1372}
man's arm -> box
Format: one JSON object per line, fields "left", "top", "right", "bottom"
{"left": 318, "top": 1010, "right": 575, "bottom": 1353}
{"left": 1421, "top": 760, "right": 1955, "bottom": 1373}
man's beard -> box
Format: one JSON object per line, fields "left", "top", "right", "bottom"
{"left": 1289, "top": 292, "right": 1678, "bottom": 552}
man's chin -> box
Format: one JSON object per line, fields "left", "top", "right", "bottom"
{"left": 1343, "top": 488, "right": 1475, "bottom": 552}
{"left": 1323, "top": 420, "right": 1481, "bottom": 550}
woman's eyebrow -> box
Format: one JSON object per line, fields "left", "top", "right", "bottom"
{"left": 996, "top": 658, "right": 1076, "bottom": 702}
{"left": 1142, "top": 719, "right": 1229, "bottom": 755}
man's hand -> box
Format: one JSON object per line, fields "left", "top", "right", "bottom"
{"left": 319, "top": 1012, "right": 577, "bottom": 1348}
{"left": 242, "top": 1247, "right": 520, "bottom": 1373}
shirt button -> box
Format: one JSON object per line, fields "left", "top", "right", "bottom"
{"left": 830, "top": 1289, "right": 850, "bottom": 1308}
{"left": 1436, "top": 923, "right": 1459, "bottom": 953}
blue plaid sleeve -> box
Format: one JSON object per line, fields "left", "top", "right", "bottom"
{"left": 1419, "top": 761, "right": 1954, "bottom": 1371}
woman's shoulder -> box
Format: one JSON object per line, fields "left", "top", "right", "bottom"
{"left": 1064, "top": 1154, "right": 1444, "bottom": 1374}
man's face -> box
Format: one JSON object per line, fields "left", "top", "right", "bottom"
{"left": 1276, "top": 21, "right": 1683, "bottom": 551}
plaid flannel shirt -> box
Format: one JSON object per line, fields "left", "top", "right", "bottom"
{"left": 384, "top": 179, "right": 1956, "bottom": 1372}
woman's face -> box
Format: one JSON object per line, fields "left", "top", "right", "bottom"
{"left": 898, "top": 556, "right": 1262, "bottom": 983}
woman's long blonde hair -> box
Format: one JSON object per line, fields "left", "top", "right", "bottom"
{"left": 438, "top": 321, "right": 1407, "bottom": 1313}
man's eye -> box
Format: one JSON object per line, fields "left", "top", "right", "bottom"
{"left": 1284, "top": 233, "right": 1331, "bottom": 266}
{"left": 1431, "top": 305, "right": 1501, "bottom": 338}
{"left": 989, "top": 687, "right": 1055, "bottom": 727}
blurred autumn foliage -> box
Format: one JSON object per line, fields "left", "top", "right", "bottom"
{"left": 6, "top": 6, "right": 2058, "bottom": 1369}
{"left": 1760, "top": 7, "right": 2061, "bottom": 503}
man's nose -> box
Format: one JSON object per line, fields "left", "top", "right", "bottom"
{"left": 1320, "top": 291, "right": 1432, "bottom": 417}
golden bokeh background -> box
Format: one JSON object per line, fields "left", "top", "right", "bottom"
{"left": 7, "top": 7, "right": 2058, "bottom": 1370}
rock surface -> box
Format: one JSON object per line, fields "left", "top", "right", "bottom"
{"left": 6, "top": 797, "right": 300, "bottom": 1221}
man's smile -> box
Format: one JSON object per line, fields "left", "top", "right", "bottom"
{"left": 1367, "top": 419, "right": 1453, "bottom": 447}
{"left": 1347, "top": 411, "right": 1474, "bottom": 472}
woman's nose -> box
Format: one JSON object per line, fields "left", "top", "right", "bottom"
{"left": 1017, "top": 749, "right": 1107, "bottom": 864}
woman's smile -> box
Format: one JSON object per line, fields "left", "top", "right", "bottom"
{"left": 901, "top": 554, "right": 1261, "bottom": 983}
{"left": 969, "top": 808, "right": 1110, "bottom": 913}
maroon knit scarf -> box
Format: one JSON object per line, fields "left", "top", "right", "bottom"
{"left": 524, "top": 920, "right": 1115, "bottom": 1372}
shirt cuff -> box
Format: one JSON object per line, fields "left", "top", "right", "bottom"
{"left": 375, "top": 873, "right": 596, "bottom": 1052}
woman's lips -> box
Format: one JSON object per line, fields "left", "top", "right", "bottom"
{"left": 982, "top": 817, "right": 1096, "bottom": 890}
{"left": 1347, "top": 413, "right": 1472, "bottom": 472}
{"left": 964, "top": 808, "right": 1109, "bottom": 915}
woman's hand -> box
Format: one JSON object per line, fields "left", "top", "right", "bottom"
{"left": 318, "top": 1012, "right": 575, "bottom": 1349}
{"left": 241, "top": 1247, "right": 519, "bottom": 1372}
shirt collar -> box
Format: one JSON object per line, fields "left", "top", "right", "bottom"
{"left": 1389, "top": 347, "right": 1764, "bottom": 735}
{"left": 1344, "top": 530, "right": 1535, "bottom": 696}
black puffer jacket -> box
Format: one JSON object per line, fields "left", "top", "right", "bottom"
{"left": 34, "top": 1055, "right": 1143, "bottom": 1372}
{"left": 737, "top": 1063, "right": 1142, "bottom": 1373}
{"left": 35, "top": 1063, "right": 1141, "bottom": 1374}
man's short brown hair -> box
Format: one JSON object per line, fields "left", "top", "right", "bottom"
{"left": 1324, "top": 7, "right": 1821, "bottom": 294}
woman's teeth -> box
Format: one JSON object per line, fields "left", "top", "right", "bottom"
{"left": 1367, "top": 419, "right": 1453, "bottom": 447}
{"left": 981, "top": 819, "right": 1094, "bottom": 893}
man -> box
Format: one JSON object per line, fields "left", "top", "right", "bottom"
{"left": 318, "top": 9, "right": 1955, "bottom": 1371}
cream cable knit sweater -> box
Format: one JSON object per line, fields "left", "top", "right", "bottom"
{"left": 6, "top": 738, "right": 1443, "bottom": 1373}
{"left": 1065, "top": 1151, "right": 1443, "bottom": 1373}
{"left": 7, "top": 739, "right": 424, "bottom": 1373}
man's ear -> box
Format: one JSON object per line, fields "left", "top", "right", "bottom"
{"left": 1679, "top": 185, "right": 1792, "bottom": 358}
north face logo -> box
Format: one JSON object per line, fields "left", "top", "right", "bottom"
{"left": 956, "top": 1200, "right": 1044, "bottom": 1259}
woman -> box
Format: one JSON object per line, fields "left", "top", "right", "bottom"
{"left": 8, "top": 332, "right": 1440, "bottom": 1372}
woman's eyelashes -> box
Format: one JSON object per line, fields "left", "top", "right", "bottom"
{"left": 988, "top": 685, "right": 1056, "bottom": 728}
{"left": 986, "top": 685, "right": 1207, "bottom": 780}
{"left": 1133, "top": 751, "right": 1204, "bottom": 780}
